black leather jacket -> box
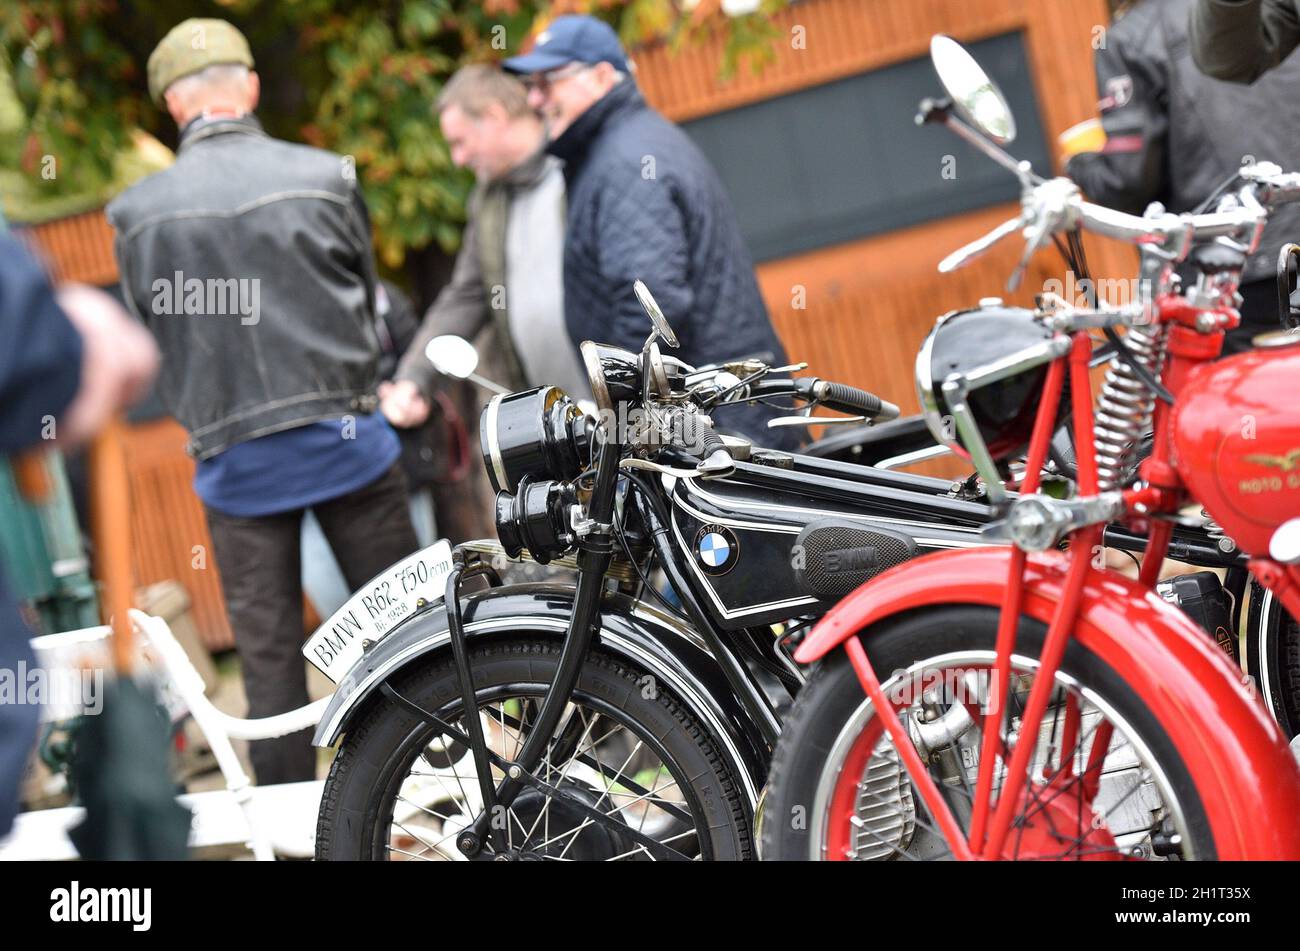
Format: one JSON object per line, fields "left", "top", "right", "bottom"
{"left": 1066, "top": 0, "right": 1300, "bottom": 286}
{"left": 107, "top": 116, "right": 383, "bottom": 459}
{"left": 1191, "top": 0, "right": 1300, "bottom": 83}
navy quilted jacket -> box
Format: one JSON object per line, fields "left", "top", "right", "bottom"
{"left": 548, "top": 81, "right": 800, "bottom": 449}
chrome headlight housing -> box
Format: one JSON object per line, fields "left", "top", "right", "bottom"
{"left": 916, "top": 304, "right": 1070, "bottom": 466}
{"left": 479, "top": 386, "right": 591, "bottom": 494}
{"left": 580, "top": 341, "right": 641, "bottom": 415}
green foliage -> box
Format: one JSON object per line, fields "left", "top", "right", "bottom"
{"left": 2, "top": 0, "right": 788, "bottom": 265}
{"left": 1, "top": 2, "right": 143, "bottom": 206}
{"left": 718, "top": 0, "right": 787, "bottom": 79}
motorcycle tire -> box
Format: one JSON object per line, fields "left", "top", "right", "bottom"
{"left": 759, "top": 605, "right": 1216, "bottom": 861}
{"left": 316, "top": 638, "right": 753, "bottom": 861}
{"left": 1246, "top": 579, "right": 1300, "bottom": 739}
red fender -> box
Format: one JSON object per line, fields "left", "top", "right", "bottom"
{"left": 795, "top": 547, "right": 1300, "bottom": 859}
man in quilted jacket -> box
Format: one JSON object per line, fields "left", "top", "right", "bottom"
{"left": 504, "top": 15, "right": 800, "bottom": 448}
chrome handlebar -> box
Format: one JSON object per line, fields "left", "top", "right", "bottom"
{"left": 940, "top": 163, "right": 1300, "bottom": 284}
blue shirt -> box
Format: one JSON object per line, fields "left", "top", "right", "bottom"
{"left": 194, "top": 414, "right": 401, "bottom": 517}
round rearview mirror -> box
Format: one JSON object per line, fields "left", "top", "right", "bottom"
{"left": 929, "top": 35, "right": 1016, "bottom": 145}
{"left": 425, "top": 334, "right": 480, "bottom": 379}
{"left": 633, "top": 279, "right": 681, "bottom": 349}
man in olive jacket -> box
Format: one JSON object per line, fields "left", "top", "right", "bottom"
{"left": 380, "top": 64, "right": 588, "bottom": 430}
{"left": 1190, "top": 0, "right": 1300, "bottom": 82}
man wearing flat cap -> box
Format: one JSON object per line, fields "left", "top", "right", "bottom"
{"left": 108, "top": 19, "right": 418, "bottom": 785}
{"left": 504, "top": 15, "right": 798, "bottom": 448}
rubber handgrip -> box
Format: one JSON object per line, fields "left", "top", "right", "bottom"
{"left": 681, "top": 413, "right": 733, "bottom": 474}
{"left": 693, "top": 422, "right": 729, "bottom": 460}
{"left": 820, "top": 381, "right": 900, "bottom": 420}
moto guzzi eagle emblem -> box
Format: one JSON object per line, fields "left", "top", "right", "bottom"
{"left": 1245, "top": 448, "right": 1300, "bottom": 472}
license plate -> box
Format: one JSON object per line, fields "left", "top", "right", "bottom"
{"left": 303, "top": 540, "right": 454, "bottom": 683}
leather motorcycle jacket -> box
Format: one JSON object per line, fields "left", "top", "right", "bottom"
{"left": 108, "top": 115, "right": 383, "bottom": 459}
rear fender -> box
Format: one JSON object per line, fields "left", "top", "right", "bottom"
{"left": 794, "top": 547, "right": 1300, "bottom": 859}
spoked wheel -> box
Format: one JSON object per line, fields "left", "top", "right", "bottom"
{"left": 316, "top": 639, "right": 752, "bottom": 861}
{"left": 760, "top": 606, "right": 1215, "bottom": 861}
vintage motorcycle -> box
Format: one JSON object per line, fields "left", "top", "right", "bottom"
{"left": 306, "top": 287, "right": 941, "bottom": 860}
{"left": 758, "top": 36, "right": 1300, "bottom": 861}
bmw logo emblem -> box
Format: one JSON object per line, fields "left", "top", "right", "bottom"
{"left": 694, "top": 524, "right": 738, "bottom": 576}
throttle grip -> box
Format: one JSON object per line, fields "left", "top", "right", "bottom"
{"left": 795, "top": 378, "right": 901, "bottom": 420}
{"left": 821, "top": 381, "right": 892, "bottom": 418}
{"left": 683, "top": 412, "right": 734, "bottom": 476}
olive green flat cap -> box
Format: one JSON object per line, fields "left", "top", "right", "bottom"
{"left": 147, "top": 18, "right": 254, "bottom": 106}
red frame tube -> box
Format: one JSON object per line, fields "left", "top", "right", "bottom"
{"left": 842, "top": 637, "right": 974, "bottom": 860}
{"left": 979, "top": 333, "right": 1099, "bottom": 857}
{"left": 967, "top": 352, "right": 1067, "bottom": 849}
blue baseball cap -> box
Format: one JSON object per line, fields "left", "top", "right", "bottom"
{"left": 503, "top": 15, "right": 630, "bottom": 75}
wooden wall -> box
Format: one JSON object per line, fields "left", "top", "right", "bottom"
{"left": 635, "top": 0, "right": 1134, "bottom": 476}
{"left": 15, "top": 210, "right": 119, "bottom": 287}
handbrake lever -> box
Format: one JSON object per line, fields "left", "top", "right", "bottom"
{"left": 658, "top": 404, "right": 735, "bottom": 478}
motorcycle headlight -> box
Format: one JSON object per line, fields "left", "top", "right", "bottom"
{"left": 493, "top": 478, "right": 577, "bottom": 563}
{"left": 479, "top": 386, "right": 592, "bottom": 494}
{"left": 580, "top": 340, "right": 641, "bottom": 414}
{"left": 916, "top": 304, "right": 1069, "bottom": 465}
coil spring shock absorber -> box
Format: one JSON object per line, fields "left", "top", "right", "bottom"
{"left": 1199, "top": 507, "right": 1237, "bottom": 553}
{"left": 1093, "top": 324, "right": 1168, "bottom": 491}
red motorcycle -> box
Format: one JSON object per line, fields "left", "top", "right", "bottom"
{"left": 758, "top": 36, "right": 1300, "bottom": 861}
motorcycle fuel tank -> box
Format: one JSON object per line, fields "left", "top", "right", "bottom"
{"left": 666, "top": 460, "right": 988, "bottom": 629}
{"left": 1171, "top": 343, "right": 1300, "bottom": 558}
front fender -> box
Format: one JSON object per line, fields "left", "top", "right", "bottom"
{"left": 794, "top": 547, "right": 1300, "bottom": 859}
{"left": 312, "top": 583, "right": 767, "bottom": 805}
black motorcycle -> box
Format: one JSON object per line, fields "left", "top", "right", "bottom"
{"left": 305, "top": 280, "right": 1247, "bottom": 861}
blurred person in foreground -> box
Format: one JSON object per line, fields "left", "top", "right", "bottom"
{"left": 1064, "top": 0, "right": 1300, "bottom": 353}
{"left": 503, "top": 16, "right": 800, "bottom": 449}
{"left": 107, "top": 19, "right": 417, "bottom": 785}
{"left": 1190, "top": 0, "right": 1300, "bottom": 82}
{"left": 0, "top": 234, "right": 158, "bottom": 837}
{"left": 380, "top": 64, "right": 589, "bottom": 432}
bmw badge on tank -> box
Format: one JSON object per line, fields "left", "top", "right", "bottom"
{"left": 695, "top": 524, "right": 738, "bottom": 576}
